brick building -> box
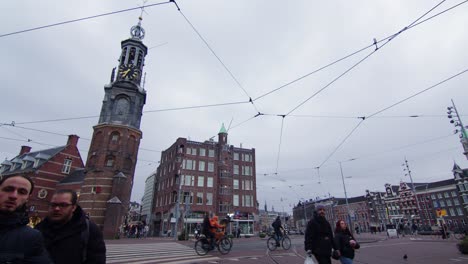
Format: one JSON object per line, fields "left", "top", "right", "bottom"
{"left": 79, "top": 19, "right": 148, "bottom": 238}
{"left": 152, "top": 125, "right": 258, "bottom": 236}
{"left": 0, "top": 135, "right": 84, "bottom": 222}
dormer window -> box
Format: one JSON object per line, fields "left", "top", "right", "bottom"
{"left": 61, "top": 159, "right": 72, "bottom": 174}
{"left": 21, "top": 161, "right": 27, "bottom": 170}
{"left": 10, "top": 164, "right": 16, "bottom": 171}
{"left": 33, "top": 159, "right": 40, "bottom": 168}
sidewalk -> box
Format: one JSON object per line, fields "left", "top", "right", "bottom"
{"left": 354, "top": 232, "right": 388, "bottom": 243}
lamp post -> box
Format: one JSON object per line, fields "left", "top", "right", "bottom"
{"left": 402, "top": 158, "right": 422, "bottom": 223}
{"left": 173, "top": 155, "right": 184, "bottom": 240}
{"left": 339, "top": 160, "right": 353, "bottom": 231}
{"left": 447, "top": 99, "right": 468, "bottom": 159}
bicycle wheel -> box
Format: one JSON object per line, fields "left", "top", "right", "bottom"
{"left": 218, "top": 237, "right": 232, "bottom": 255}
{"left": 195, "top": 239, "right": 209, "bottom": 256}
{"left": 282, "top": 236, "right": 291, "bottom": 250}
{"left": 267, "top": 237, "right": 278, "bottom": 251}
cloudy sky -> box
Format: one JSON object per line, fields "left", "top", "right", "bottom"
{"left": 2, "top": 0, "right": 468, "bottom": 213}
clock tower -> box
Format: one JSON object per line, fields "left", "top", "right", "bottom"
{"left": 79, "top": 18, "right": 148, "bottom": 238}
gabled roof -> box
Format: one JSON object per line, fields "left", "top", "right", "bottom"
{"left": 58, "top": 168, "right": 85, "bottom": 184}
{"left": 0, "top": 145, "right": 66, "bottom": 175}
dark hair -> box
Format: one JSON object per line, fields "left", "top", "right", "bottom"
{"left": 55, "top": 189, "right": 78, "bottom": 205}
{"left": 0, "top": 175, "right": 35, "bottom": 194}
{"left": 335, "top": 220, "right": 347, "bottom": 233}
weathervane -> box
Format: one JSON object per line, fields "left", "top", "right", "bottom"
{"left": 130, "top": 0, "right": 148, "bottom": 40}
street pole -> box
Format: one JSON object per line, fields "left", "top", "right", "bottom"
{"left": 448, "top": 99, "right": 468, "bottom": 159}
{"left": 339, "top": 162, "right": 352, "bottom": 231}
{"left": 403, "top": 158, "right": 422, "bottom": 223}
{"left": 174, "top": 156, "right": 184, "bottom": 240}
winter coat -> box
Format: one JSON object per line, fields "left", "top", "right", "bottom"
{"left": 304, "top": 212, "right": 336, "bottom": 257}
{"left": 334, "top": 229, "right": 360, "bottom": 259}
{"left": 0, "top": 210, "right": 51, "bottom": 264}
{"left": 35, "top": 206, "right": 106, "bottom": 264}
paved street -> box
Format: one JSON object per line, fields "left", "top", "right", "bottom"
{"left": 106, "top": 234, "right": 468, "bottom": 264}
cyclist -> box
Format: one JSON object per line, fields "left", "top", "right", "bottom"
{"left": 272, "top": 216, "right": 284, "bottom": 246}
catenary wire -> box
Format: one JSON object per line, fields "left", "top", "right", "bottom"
{"left": 176, "top": 7, "right": 260, "bottom": 113}
{"left": 253, "top": 0, "right": 466, "bottom": 103}
{"left": 366, "top": 67, "right": 468, "bottom": 118}
{"left": 0, "top": 1, "right": 172, "bottom": 39}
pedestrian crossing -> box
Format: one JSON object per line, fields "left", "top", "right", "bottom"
{"left": 106, "top": 242, "right": 220, "bottom": 264}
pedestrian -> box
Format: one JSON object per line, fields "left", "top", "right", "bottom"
{"left": 272, "top": 216, "right": 283, "bottom": 246}
{"left": 304, "top": 204, "right": 339, "bottom": 264}
{"left": 334, "top": 220, "right": 360, "bottom": 264}
{"left": 35, "top": 189, "right": 106, "bottom": 264}
{"left": 237, "top": 227, "right": 241, "bottom": 238}
{"left": 0, "top": 175, "right": 51, "bottom": 263}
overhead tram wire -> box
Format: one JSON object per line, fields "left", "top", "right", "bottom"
{"left": 274, "top": 1, "right": 462, "bottom": 170}
{"left": 173, "top": 1, "right": 261, "bottom": 114}
{"left": 1, "top": 123, "right": 164, "bottom": 154}
{"left": 3, "top": 100, "right": 250, "bottom": 126}
{"left": 252, "top": 0, "right": 466, "bottom": 103}
{"left": 285, "top": 0, "right": 450, "bottom": 117}
{"left": 366, "top": 67, "right": 468, "bottom": 119}
{"left": 0, "top": 1, "right": 172, "bottom": 39}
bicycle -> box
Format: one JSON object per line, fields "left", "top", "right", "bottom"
{"left": 267, "top": 233, "right": 291, "bottom": 251}
{"left": 194, "top": 230, "right": 232, "bottom": 256}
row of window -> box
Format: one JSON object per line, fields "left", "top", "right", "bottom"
{"left": 186, "top": 147, "right": 215, "bottom": 157}
{"left": 155, "top": 192, "right": 255, "bottom": 208}
{"left": 184, "top": 147, "right": 254, "bottom": 162}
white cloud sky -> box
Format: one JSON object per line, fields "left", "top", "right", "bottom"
{"left": 2, "top": 0, "right": 468, "bottom": 212}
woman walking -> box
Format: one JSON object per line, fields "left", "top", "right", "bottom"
{"left": 334, "top": 220, "right": 360, "bottom": 264}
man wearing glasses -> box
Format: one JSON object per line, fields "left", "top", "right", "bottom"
{"left": 36, "top": 189, "right": 106, "bottom": 264}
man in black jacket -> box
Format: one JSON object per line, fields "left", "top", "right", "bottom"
{"left": 304, "top": 204, "right": 339, "bottom": 264}
{"left": 0, "top": 175, "right": 50, "bottom": 263}
{"left": 36, "top": 189, "right": 106, "bottom": 264}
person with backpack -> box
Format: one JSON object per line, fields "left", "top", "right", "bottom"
{"left": 36, "top": 189, "right": 106, "bottom": 264}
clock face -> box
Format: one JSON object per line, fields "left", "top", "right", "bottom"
{"left": 119, "top": 64, "right": 140, "bottom": 80}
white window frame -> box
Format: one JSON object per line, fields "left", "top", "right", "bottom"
{"left": 62, "top": 159, "right": 72, "bottom": 174}
{"left": 207, "top": 177, "right": 213, "bottom": 188}
{"left": 198, "top": 176, "right": 204, "bottom": 187}
{"left": 207, "top": 162, "right": 214, "bottom": 172}
{"left": 198, "top": 161, "right": 205, "bottom": 171}
{"left": 233, "top": 195, "right": 239, "bottom": 206}
{"left": 206, "top": 193, "right": 213, "bottom": 205}
{"left": 233, "top": 179, "right": 239, "bottom": 190}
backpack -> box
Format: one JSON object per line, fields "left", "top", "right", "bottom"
{"left": 81, "top": 218, "right": 90, "bottom": 263}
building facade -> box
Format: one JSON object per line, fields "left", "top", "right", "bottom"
{"left": 79, "top": 19, "right": 148, "bottom": 238}
{"left": 152, "top": 125, "right": 258, "bottom": 236}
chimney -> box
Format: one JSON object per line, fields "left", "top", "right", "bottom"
{"left": 67, "top": 135, "right": 79, "bottom": 146}
{"left": 20, "top": 146, "right": 31, "bottom": 155}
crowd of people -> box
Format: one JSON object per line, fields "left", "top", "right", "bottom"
{"left": 120, "top": 221, "right": 150, "bottom": 239}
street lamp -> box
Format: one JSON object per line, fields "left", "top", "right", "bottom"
{"left": 402, "top": 158, "right": 422, "bottom": 224}
{"left": 338, "top": 160, "right": 354, "bottom": 231}
{"left": 173, "top": 152, "right": 184, "bottom": 240}
{"left": 447, "top": 99, "right": 468, "bottom": 159}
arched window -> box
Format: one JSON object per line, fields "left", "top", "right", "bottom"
{"left": 123, "top": 158, "right": 132, "bottom": 171}
{"left": 137, "top": 50, "right": 144, "bottom": 67}
{"left": 105, "top": 156, "right": 115, "bottom": 167}
{"left": 129, "top": 47, "right": 136, "bottom": 65}
{"left": 121, "top": 47, "right": 127, "bottom": 65}
{"left": 109, "top": 131, "right": 120, "bottom": 145}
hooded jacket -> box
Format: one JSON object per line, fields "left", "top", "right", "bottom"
{"left": 35, "top": 206, "right": 105, "bottom": 264}
{"left": 0, "top": 209, "right": 51, "bottom": 264}
{"left": 304, "top": 211, "right": 336, "bottom": 257}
